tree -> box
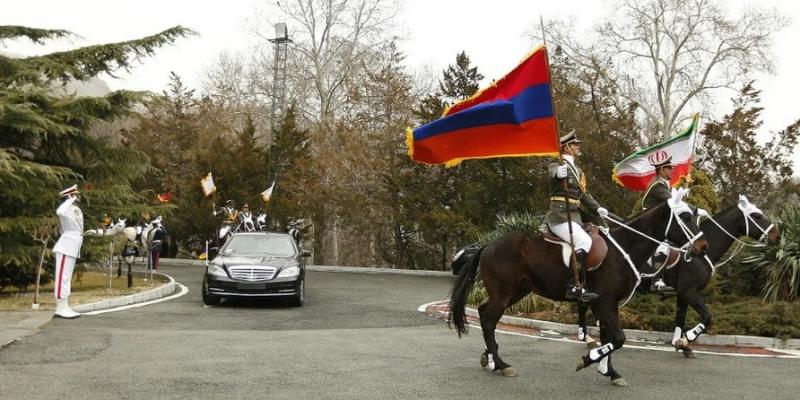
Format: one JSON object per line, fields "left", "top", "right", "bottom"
{"left": 267, "top": 104, "right": 312, "bottom": 230}
{"left": 0, "top": 25, "right": 192, "bottom": 288}
{"left": 545, "top": 0, "right": 788, "bottom": 145}
{"left": 697, "top": 82, "right": 799, "bottom": 206}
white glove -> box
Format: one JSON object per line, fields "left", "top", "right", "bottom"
{"left": 556, "top": 164, "right": 569, "bottom": 179}
{"left": 597, "top": 207, "right": 609, "bottom": 219}
{"left": 696, "top": 208, "right": 709, "bottom": 218}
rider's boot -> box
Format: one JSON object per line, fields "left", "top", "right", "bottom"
{"left": 565, "top": 250, "right": 599, "bottom": 302}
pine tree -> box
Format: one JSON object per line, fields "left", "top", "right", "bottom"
{"left": 0, "top": 25, "right": 193, "bottom": 289}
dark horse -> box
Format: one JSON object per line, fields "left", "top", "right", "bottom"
{"left": 577, "top": 195, "right": 780, "bottom": 357}
{"left": 449, "top": 191, "right": 708, "bottom": 386}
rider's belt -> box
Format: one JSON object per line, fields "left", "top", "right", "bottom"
{"left": 550, "top": 196, "right": 581, "bottom": 205}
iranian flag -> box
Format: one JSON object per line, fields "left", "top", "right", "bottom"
{"left": 612, "top": 113, "right": 699, "bottom": 192}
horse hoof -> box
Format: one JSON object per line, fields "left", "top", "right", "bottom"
{"left": 480, "top": 353, "right": 488, "bottom": 368}
{"left": 682, "top": 348, "right": 696, "bottom": 359}
{"left": 611, "top": 378, "right": 629, "bottom": 387}
{"left": 674, "top": 338, "right": 689, "bottom": 350}
{"left": 575, "top": 356, "right": 589, "bottom": 372}
{"left": 501, "top": 367, "right": 518, "bottom": 377}
{"left": 585, "top": 338, "right": 599, "bottom": 349}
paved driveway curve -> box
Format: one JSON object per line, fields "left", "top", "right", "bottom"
{"left": 1, "top": 262, "right": 797, "bottom": 400}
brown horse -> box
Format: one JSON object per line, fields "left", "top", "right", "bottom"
{"left": 449, "top": 190, "right": 708, "bottom": 386}
{"left": 577, "top": 195, "right": 780, "bottom": 357}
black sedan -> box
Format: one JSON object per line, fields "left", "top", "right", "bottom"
{"left": 202, "top": 232, "right": 310, "bottom": 306}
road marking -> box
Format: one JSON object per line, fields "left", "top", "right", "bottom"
{"left": 82, "top": 283, "right": 189, "bottom": 315}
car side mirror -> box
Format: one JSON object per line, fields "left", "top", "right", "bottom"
{"left": 300, "top": 250, "right": 311, "bottom": 258}
{"left": 208, "top": 246, "right": 219, "bottom": 259}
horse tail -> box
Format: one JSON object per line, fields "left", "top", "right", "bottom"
{"left": 449, "top": 245, "right": 484, "bottom": 337}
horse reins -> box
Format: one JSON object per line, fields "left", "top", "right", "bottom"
{"left": 599, "top": 201, "right": 704, "bottom": 307}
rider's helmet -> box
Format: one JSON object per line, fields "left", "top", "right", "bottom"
{"left": 225, "top": 199, "right": 236, "bottom": 207}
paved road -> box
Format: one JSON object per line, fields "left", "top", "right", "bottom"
{"left": 1, "top": 262, "right": 797, "bottom": 399}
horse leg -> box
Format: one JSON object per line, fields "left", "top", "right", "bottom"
{"left": 681, "top": 290, "right": 712, "bottom": 359}
{"left": 672, "top": 295, "right": 692, "bottom": 356}
{"left": 577, "top": 302, "right": 598, "bottom": 348}
{"left": 594, "top": 316, "right": 626, "bottom": 386}
{"left": 477, "top": 293, "right": 521, "bottom": 377}
{"left": 577, "top": 301, "right": 627, "bottom": 386}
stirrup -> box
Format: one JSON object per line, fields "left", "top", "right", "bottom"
{"left": 652, "top": 279, "right": 674, "bottom": 292}
{"left": 565, "top": 286, "right": 599, "bottom": 302}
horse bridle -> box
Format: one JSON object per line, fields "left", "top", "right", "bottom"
{"left": 741, "top": 205, "right": 775, "bottom": 244}
{"left": 705, "top": 203, "right": 774, "bottom": 248}
{"left": 663, "top": 202, "right": 705, "bottom": 261}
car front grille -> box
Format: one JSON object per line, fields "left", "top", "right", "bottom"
{"left": 228, "top": 266, "right": 277, "bottom": 281}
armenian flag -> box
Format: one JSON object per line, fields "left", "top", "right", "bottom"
{"left": 612, "top": 113, "right": 699, "bottom": 191}
{"left": 406, "top": 46, "right": 559, "bottom": 167}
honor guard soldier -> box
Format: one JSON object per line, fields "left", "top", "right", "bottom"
{"left": 52, "top": 185, "right": 84, "bottom": 319}
{"left": 642, "top": 150, "right": 708, "bottom": 291}
{"left": 545, "top": 131, "right": 609, "bottom": 302}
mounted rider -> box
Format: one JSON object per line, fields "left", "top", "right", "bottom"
{"left": 545, "top": 131, "right": 609, "bottom": 302}
{"left": 642, "top": 150, "right": 708, "bottom": 291}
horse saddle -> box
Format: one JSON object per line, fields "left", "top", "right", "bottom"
{"left": 541, "top": 223, "right": 608, "bottom": 271}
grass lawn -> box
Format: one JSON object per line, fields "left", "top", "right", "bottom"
{"left": 0, "top": 270, "right": 169, "bottom": 311}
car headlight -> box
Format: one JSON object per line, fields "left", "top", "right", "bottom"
{"left": 277, "top": 266, "right": 300, "bottom": 278}
{"left": 207, "top": 264, "right": 227, "bottom": 277}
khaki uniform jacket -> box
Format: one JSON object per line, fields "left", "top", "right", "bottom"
{"left": 642, "top": 177, "right": 671, "bottom": 210}
{"left": 544, "top": 159, "right": 604, "bottom": 226}
{"left": 52, "top": 196, "right": 84, "bottom": 258}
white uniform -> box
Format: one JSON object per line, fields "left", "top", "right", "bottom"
{"left": 53, "top": 196, "right": 83, "bottom": 301}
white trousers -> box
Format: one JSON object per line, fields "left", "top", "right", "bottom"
{"left": 54, "top": 252, "right": 76, "bottom": 300}
{"left": 548, "top": 222, "right": 592, "bottom": 252}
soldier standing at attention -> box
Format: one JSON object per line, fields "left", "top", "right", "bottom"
{"left": 52, "top": 185, "right": 84, "bottom": 319}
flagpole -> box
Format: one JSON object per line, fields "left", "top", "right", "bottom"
{"left": 685, "top": 113, "right": 700, "bottom": 188}
{"left": 540, "top": 16, "right": 583, "bottom": 295}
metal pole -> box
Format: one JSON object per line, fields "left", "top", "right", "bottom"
{"left": 109, "top": 240, "right": 114, "bottom": 290}
{"left": 540, "top": 16, "right": 582, "bottom": 293}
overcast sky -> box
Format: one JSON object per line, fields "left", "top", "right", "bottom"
{"left": 3, "top": 0, "right": 799, "bottom": 168}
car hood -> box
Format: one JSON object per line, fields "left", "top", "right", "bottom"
{"left": 215, "top": 255, "right": 298, "bottom": 268}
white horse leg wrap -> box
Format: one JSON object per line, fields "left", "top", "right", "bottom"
{"left": 671, "top": 327, "right": 682, "bottom": 346}
{"left": 578, "top": 326, "right": 586, "bottom": 341}
{"left": 686, "top": 323, "right": 705, "bottom": 342}
{"left": 597, "top": 354, "right": 609, "bottom": 375}
{"left": 588, "top": 343, "right": 614, "bottom": 362}
{"left": 486, "top": 353, "right": 495, "bottom": 370}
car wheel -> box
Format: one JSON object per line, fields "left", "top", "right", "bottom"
{"left": 291, "top": 277, "right": 304, "bottom": 307}
{"left": 202, "top": 276, "right": 221, "bottom": 306}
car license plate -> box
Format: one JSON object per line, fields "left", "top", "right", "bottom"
{"left": 237, "top": 282, "right": 265, "bottom": 290}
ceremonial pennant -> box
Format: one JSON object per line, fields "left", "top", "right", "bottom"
{"left": 200, "top": 172, "right": 216, "bottom": 197}
{"left": 261, "top": 181, "right": 276, "bottom": 203}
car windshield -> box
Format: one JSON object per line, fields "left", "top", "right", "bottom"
{"left": 222, "top": 235, "right": 296, "bottom": 257}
